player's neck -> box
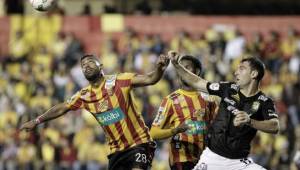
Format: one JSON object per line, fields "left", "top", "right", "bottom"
{"left": 90, "top": 75, "right": 105, "bottom": 87}
{"left": 181, "top": 85, "right": 195, "bottom": 91}
{"left": 240, "top": 81, "right": 260, "bottom": 97}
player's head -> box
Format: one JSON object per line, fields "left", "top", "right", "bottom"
{"left": 179, "top": 55, "right": 202, "bottom": 88}
{"left": 180, "top": 55, "right": 202, "bottom": 76}
{"left": 234, "top": 57, "right": 265, "bottom": 87}
{"left": 80, "top": 54, "right": 103, "bottom": 81}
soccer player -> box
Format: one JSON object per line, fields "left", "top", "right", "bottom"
{"left": 20, "top": 54, "right": 170, "bottom": 170}
{"left": 169, "top": 51, "right": 279, "bottom": 170}
{"left": 150, "top": 55, "right": 217, "bottom": 170}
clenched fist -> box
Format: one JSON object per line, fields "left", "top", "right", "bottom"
{"left": 157, "top": 54, "right": 170, "bottom": 70}
{"left": 233, "top": 110, "right": 251, "bottom": 127}
{"left": 167, "top": 50, "right": 181, "bottom": 65}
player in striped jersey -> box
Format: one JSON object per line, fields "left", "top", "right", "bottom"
{"left": 20, "top": 54, "right": 170, "bottom": 170}
{"left": 150, "top": 55, "right": 217, "bottom": 170}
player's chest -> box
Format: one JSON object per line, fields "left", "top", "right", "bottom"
{"left": 222, "top": 91, "right": 261, "bottom": 115}
{"left": 172, "top": 96, "right": 206, "bottom": 121}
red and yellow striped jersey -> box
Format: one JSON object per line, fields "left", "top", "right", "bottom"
{"left": 66, "top": 73, "right": 152, "bottom": 154}
{"left": 152, "top": 89, "right": 217, "bottom": 165}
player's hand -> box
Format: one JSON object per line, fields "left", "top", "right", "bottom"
{"left": 20, "top": 120, "right": 37, "bottom": 131}
{"left": 172, "top": 123, "right": 190, "bottom": 134}
{"left": 233, "top": 110, "right": 251, "bottom": 127}
{"left": 157, "top": 54, "right": 170, "bottom": 70}
{"left": 167, "top": 50, "right": 180, "bottom": 65}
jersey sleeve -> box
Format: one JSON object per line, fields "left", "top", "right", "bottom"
{"left": 206, "top": 82, "right": 231, "bottom": 98}
{"left": 65, "top": 91, "right": 84, "bottom": 110}
{"left": 261, "top": 99, "right": 278, "bottom": 120}
{"left": 152, "top": 97, "right": 174, "bottom": 129}
{"left": 117, "top": 72, "right": 136, "bottom": 88}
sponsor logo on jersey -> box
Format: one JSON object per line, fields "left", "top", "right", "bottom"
{"left": 96, "top": 107, "right": 125, "bottom": 126}
{"left": 231, "top": 93, "right": 240, "bottom": 101}
{"left": 197, "top": 163, "right": 208, "bottom": 170}
{"left": 258, "top": 95, "right": 268, "bottom": 102}
{"left": 251, "top": 101, "right": 260, "bottom": 112}
{"left": 185, "top": 120, "right": 207, "bottom": 135}
{"left": 230, "top": 84, "right": 239, "bottom": 91}
{"left": 105, "top": 75, "right": 116, "bottom": 96}
{"left": 224, "top": 97, "right": 236, "bottom": 105}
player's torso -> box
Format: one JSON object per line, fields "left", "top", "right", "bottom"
{"left": 81, "top": 75, "right": 151, "bottom": 153}
{"left": 168, "top": 90, "right": 213, "bottom": 164}
{"left": 209, "top": 83, "right": 265, "bottom": 157}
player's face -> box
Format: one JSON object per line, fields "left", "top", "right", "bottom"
{"left": 181, "top": 59, "right": 196, "bottom": 74}
{"left": 81, "top": 57, "right": 102, "bottom": 81}
{"left": 180, "top": 59, "right": 198, "bottom": 86}
{"left": 234, "top": 61, "right": 252, "bottom": 87}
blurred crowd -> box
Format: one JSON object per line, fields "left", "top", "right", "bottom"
{"left": 0, "top": 25, "right": 300, "bottom": 170}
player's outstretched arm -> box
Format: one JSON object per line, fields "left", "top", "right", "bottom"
{"left": 168, "top": 51, "right": 208, "bottom": 93}
{"left": 131, "top": 54, "right": 170, "bottom": 87}
{"left": 150, "top": 123, "right": 189, "bottom": 140}
{"left": 20, "top": 103, "right": 71, "bottom": 131}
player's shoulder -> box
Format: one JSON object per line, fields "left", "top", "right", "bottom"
{"left": 79, "top": 86, "right": 90, "bottom": 96}
{"left": 104, "top": 74, "right": 117, "bottom": 81}
{"left": 200, "top": 92, "right": 218, "bottom": 102}
{"left": 114, "top": 72, "right": 136, "bottom": 80}
{"left": 166, "top": 90, "right": 181, "bottom": 100}
{"left": 257, "top": 92, "right": 273, "bottom": 103}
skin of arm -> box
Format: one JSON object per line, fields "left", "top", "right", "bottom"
{"left": 233, "top": 111, "right": 279, "bottom": 134}
{"left": 20, "top": 103, "right": 71, "bottom": 131}
{"left": 249, "top": 118, "right": 279, "bottom": 134}
{"left": 168, "top": 51, "right": 208, "bottom": 93}
{"left": 131, "top": 54, "right": 170, "bottom": 87}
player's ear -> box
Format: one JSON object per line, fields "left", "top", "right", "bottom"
{"left": 251, "top": 70, "right": 258, "bottom": 80}
{"left": 195, "top": 68, "right": 201, "bottom": 77}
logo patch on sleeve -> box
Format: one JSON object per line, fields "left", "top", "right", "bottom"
{"left": 209, "top": 83, "right": 220, "bottom": 91}
{"left": 153, "top": 113, "right": 165, "bottom": 126}
{"left": 67, "top": 94, "right": 77, "bottom": 104}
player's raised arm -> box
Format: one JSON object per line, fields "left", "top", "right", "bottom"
{"left": 20, "top": 103, "right": 71, "bottom": 131}
{"left": 169, "top": 51, "right": 208, "bottom": 93}
{"left": 131, "top": 54, "right": 170, "bottom": 87}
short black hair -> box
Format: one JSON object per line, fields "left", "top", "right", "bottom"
{"left": 180, "top": 55, "right": 202, "bottom": 76}
{"left": 80, "top": 54, "right": 99, "bottom": 62}
{"left": 241, "top": 57, "right": 265, "bottom": 82}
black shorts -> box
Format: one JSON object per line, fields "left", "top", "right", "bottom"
{"left": 171, "top": 161, "right": 197, "bottom": 170}
{"left": 108, "top": 142, "right": 156, "bottom": 170}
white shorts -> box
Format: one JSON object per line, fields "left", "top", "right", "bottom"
{"left": 193, "top": 148, "right": 266, "bottom": 170}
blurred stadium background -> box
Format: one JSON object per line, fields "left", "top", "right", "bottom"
{"left": 0, "top": 0, "right": 300, "bottom": 170}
